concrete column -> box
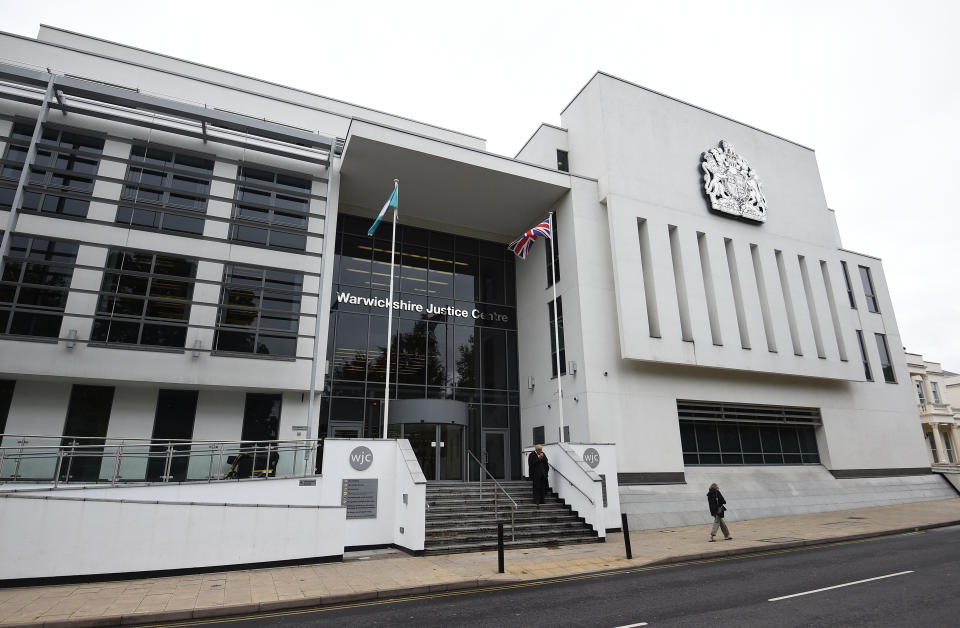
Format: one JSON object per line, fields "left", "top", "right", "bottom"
{"left": 931, "top": 426, "right": 946, "bottom": 464}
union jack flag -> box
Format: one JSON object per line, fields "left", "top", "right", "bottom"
{"left": 507, "top": 219, "right": 552, "bottom": 259}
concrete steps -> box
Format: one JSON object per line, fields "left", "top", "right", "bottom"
{"left": 423, "top": 480, "right": 600, "bottom": 555}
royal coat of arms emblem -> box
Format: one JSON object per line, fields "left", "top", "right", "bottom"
{"left": 701, "top": 140, "right": 767, "bottom": 222}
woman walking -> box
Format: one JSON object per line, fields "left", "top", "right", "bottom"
{"left": 707, "top": 482, "right": 733, "bottom": 541}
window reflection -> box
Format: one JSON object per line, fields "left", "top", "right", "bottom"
{"left": 325, "top": 216, "right": 520, "bottom": 443}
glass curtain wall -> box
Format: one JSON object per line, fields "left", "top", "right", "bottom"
{"left": 323, "top": 215, "right": 521, "bottom": 478}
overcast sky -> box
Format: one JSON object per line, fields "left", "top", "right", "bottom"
{"left": 3, "top": 0, "right": 958, "bottom": 370}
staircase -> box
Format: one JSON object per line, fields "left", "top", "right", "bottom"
{"left": 424, "top": 480, "right": 601, "bottom": 555}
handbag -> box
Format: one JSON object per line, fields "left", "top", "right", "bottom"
{"left": 718, "top": 505, "right": 726, "bottom": 518}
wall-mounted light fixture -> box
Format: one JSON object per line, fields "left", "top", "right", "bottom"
{"left": 527, "top": 376, "right": 535, "bottom": 390}
{"left": 568, "top": 360, "right": 578, "bottom": 375}
{"left": 65, "top": 329, "right": 77, "bottom": 349}
{"left": 192, "top": 339, "right": 202, "bottom": 358}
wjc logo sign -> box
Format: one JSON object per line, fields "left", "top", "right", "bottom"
{"left": 582, "top": 448, "right": 600, "bottom": 469}
{"left": 349, "top": 446, "right": 373, "bottom": 471}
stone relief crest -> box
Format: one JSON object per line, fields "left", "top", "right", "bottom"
{"left": 701, "top": 140, "right": 767, "bottom": 222}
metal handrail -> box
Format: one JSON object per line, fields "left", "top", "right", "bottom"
{"left": 466, "top": 449, "right": 516, "bottom": 541}
{"left": 548, "top": 462, "right": 596, "bottom": 506}
{"left": 0, "top": 436, "right": 315, "bottom": 485}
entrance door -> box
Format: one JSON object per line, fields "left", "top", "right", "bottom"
{"left": 402, "top": 424, "right": 463, "bottom": 481}
{"left": 482, "top": 430, "right": 509, "bottom": 480}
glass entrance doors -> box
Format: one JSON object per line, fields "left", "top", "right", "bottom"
{"left": 482, "top": 430, "right": 509, "bottom": 480}
{"left": 400, "top": 424, "right": 463, "bottom": 481}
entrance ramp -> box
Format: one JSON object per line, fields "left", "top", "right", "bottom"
{"left": 424, "top": 481, "right": 600, "bottom": 555}
{"left": 620, "top": 465, "right": 958, "bottom": 530}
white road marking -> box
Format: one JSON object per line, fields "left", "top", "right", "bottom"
{"left": 613, "top": 623, "right": 648, "bottom": 627}
{"left": 768, "top": 570, "right": 914, "bottom": 602}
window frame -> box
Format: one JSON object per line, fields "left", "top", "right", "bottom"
{"left": 213, "top": 264, "right": 304, "bottom": 358}
{"left": 858, "top": 265, "right": 879, "bottom": 313}
{"left": 548, "top": 296, "right": 566, "bottom": 377}
{"left": 1, "top": 122, "right": 103, "bottom": 219}
{"left": 874, "top": 333, "right": 896, "bottom": 383}
{"left": 117, "top": 144, "right": 215, "bottom": 236}
{"left": 545, "top": 213, "right": 560, "bottom": 288}
{"left": 90, "top": 249, "right": 199, "bottom": 349}
{"left": 0, "top": 235, "right": 79, "bottom": 338}
{"left": 229, "top": 164, "right": 313, "bottom": 252}
{"left": 840, "top": 260, "right": 856, "bottom": 309}
{"left": 856, "top": 329, "right": 873, "bottom": 381}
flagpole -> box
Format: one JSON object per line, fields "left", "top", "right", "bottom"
{"left": 382, "top": 179, "right": 399, "bottom": 439}
{"left": 548, "top": 212, "right": 565, "bottom": 443}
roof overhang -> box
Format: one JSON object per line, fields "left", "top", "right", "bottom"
{"left": 339, "top": 119, "right": 570, "bottom": 241}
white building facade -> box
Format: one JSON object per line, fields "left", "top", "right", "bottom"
{"left": 0, "top": 28, "right": 953, "bottom": 533}
{"left": 906, "top": 352, "right": 959, "bottom": 466}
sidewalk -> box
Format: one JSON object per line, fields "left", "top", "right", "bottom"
{"left": 2, "top": 498, "right": 959, "bottom": 627}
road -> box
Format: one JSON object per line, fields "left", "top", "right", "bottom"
{"left": 171, "top": 526, "right": 960, "bottom": 627}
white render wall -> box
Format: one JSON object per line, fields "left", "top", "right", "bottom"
{"left": 515, "top": 73, "right": 930, "bottom": 478}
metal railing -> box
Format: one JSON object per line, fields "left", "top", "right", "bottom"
{"left": 0, "top": 434, "right": 318, "bottom": 487}
{"left": 548, "top": 461, "right": 595, "bottom": 506}
{"left": 466, "top": 449, "right": 516, "bottom": 541}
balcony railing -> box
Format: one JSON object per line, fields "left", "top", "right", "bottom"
{"left": 0, "top": 434, "right": 318, "bottom": 486}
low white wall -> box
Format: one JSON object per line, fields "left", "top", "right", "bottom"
{"left": 0, "top": 493, "right": 345, "bottom": 581}
{"left": 319, "top": 439, "right": 427, "bottom": 552}
{"left": 562, "top": 443, "right": 622, "bottom": 531}
{"left": 536, "top": 443, "right": 605, "bottom": 538}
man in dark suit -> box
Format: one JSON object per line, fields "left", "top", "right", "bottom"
{"left": 528, "top": 444, "right": 550, "bottom": 505}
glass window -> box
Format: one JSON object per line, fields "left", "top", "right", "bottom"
{"left": 943, "top": 430, "right": 955, "bottom": 464}
{"left": 840, "top": 261, "right": 856, "bottom": 309}
{"left": 0, "top": 380, "right": 14, "bottom": 434}
{"left": 556, "top": 150, "right": 569, "bottom": 173}
{"left": 91, "top": 250, "right": 198, "bottom": 348}
{"left": 548, "top": 297, "right": 566, "bottom": 377}
{"left": 325, "top": 215, "right": 520, "bottom": 454}
{"left": 678, "top": 401, "right": 821, "bottom": 466}
{"left": 214, "top": 264, "right": 303, "bottom": 358}
{"left": 231, "top": 165, "right": 312, "bottom": 251}
{"left": 60, "top": 385, "right": 114, "bottom": 483}
{"left": 926, "top": 431, "right": 939, "bottom": 463}
{"left": 931, "top": 382, "right": 942, "bottom": 404}
{"left": 119, "top": 144, "right": 213, "bottom": 235}
{"left": 859, "top": 265, "right": 879, "bottom": 313}
{"left": 545, "top": 214, "right": 560, "bottom": 287}
{"left": 875, "top": 333, "right": 896, "bottom": 383}
{"left": 146, "top": 389, "right": 199, "bottom": 482}
{"left": 241, "top": 393, "right": 281, "bottom": 442}
{"left": 915, "top": 381, "right": 927, "bottom": 404}
{"left": 0, "top": 235, "right": 78, "bottom": 338}
{"left": 2, "top": 123, "right": 102, "bottom": 219}
{"left": 856, "top": 330, "right": 873, "bottom": 381}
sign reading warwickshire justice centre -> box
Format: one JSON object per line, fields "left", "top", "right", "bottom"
{"left": 337, "top": 291, "right": 510, "bottom": 323}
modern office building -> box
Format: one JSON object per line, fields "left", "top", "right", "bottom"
{"left": 0, "top": 26, "right": 953, "bottom": 530}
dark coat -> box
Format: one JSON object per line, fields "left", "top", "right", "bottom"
{"left": 707, "top": 487, "right": 726, "bottom": 517}
{"left": 528, "top": 450, "right": 550, "bottom": 501}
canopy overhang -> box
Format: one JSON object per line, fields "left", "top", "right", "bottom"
{"left": 338, "top": 120, "right": 570, "bottom": 241}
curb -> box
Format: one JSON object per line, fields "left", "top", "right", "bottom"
{"left": 640, "top": 519, "right": 960, "bottom": 568}
{"left": 8, "top": 520, "right": 959, "bottom": 627}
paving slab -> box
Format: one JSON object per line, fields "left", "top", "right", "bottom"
{"left": 1, "top": 498, "right": 958, "bottom": 626}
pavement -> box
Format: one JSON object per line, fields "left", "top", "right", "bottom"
{"left": 1, "top": 498, "right": 959, "bottom": 627}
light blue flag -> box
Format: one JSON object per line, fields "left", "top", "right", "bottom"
{"left": 367, "top": 186, "right": 398, "bottom": 236}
